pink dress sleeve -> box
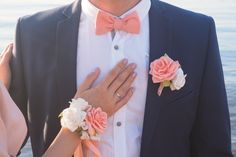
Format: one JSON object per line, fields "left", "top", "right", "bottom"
{"left": 0, "top": 81, "right": 27, "bottom": 156}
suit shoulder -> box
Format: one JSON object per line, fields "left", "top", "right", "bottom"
{"left": 158, "top": 1, "right": 214, "bottom": 27}
{"left": 20, "top": 4, "right": 69, "bottom": 24}
{"left": 17, "top": 3, "right": 71, "bottom": 34}
{"left": 156, "top": 0, "right": 215, "bottom": 45}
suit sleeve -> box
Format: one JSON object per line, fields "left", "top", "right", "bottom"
{"left": 9, "top": 18, "right": 29, "bottom": 150}
{"left": 190, "top": 17, "right": 233, "bottom": 157}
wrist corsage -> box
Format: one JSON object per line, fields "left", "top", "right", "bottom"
{"left": 60, "top": 98, "right": 108, "bottom": 140}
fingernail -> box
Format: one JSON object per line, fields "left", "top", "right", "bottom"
{"left": 131, "top": 87, "right": 135, "bottom": 93}
{"left": 93, "top": 67, "right": 99, "bottom": 73}
{"left": 9, "top": 45, "right": 13, "bottom": 50}
{"left": 131, "top": 63, "right": 137, "bottom": 69}
{"left": 123, "top": 58, "right": 128, "bottom": 64}
{"left": 132, "top": 72, "right": 137, "bottom": 78}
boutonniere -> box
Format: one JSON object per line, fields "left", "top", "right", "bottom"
{"left": 149, "top": 54, "right": 187, "bottom": 96}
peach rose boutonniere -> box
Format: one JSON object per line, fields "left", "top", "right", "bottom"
{"left": 149, "top": 54, "right": 187, "bottom": 96}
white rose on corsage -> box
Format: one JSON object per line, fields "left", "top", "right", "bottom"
{"left": 60, "top": 106, "right": 87, "bottom": 132}
{"left": 170, "top": 68, "right": 187, "bottom": 91}
{"left": 90, "top": 134, "right": 101, "bottom": 141}
{"left": 60, "top": 98, "right": 89, "bottom": 132}
{"left": 81, "top": 131, "right": 90, "bottom": 140}
{"left": 69, "top": 98, "right": 90, "bottom": 111}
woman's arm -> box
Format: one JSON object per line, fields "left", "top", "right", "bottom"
{"left": 0, "top": 117, "right": 10, "bottom": 157}
{"left": 0, "top": 44, "right": 18, "bottom": 157}
{"left": 0, "top": 44, "right": 12, "bottom": 90}
{"left": 42, "top": 128, "right": 81, "bottom": 157}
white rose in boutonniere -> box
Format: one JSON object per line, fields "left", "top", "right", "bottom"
{"left": 170, "top": 68, "right": 187, "bottom": 91}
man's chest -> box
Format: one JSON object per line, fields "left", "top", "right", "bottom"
{"left": 76, "top": 19, "right": 150, "bottom": 157}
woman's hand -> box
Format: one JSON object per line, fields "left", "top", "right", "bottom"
{"left": 0, "top": 44, "right": 13, "bottom": 90}
{"left": 75, "top": 59, "right": 137, "bottom": 117}
{"left": 43, "top": 59, "right": 137, "bottom": 157}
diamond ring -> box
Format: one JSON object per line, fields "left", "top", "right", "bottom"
{"left": 116, "top": 93, "right": 122, "bottom": 99}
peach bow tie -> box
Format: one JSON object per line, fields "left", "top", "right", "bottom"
{"left": 96, "top": 11, "right": 141, "bottom": 35}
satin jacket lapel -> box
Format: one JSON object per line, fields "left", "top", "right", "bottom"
{"left": 140, "top": 1, "right": 173, "bottom": 156}
{"left": 56, "top": 0, "right": 82, "bottom": 109}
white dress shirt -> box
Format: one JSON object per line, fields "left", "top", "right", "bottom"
{"left": 76, "top": 0, "right": 151, "bottom": 156}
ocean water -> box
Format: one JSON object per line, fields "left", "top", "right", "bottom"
{"left": 0, "top": 0, "right": 235, "bottom": 156}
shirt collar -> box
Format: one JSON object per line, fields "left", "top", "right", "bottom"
{"left": 81, "top": 0, "right": 151, "bottom": 24}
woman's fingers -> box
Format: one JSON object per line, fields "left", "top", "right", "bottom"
{"left": 113, "top": 88, "right": 134, "bottom": 114}
{"left": 0, "top": 44, "right": 11, "bottom": 57}
{"left": 0, "top": 43, "right": 13, "bottom": 89}
{"left": 0, "top": 43, "right": 13, "bottom": 64}
{"left": 75, "top": 68, "right": 100, "bottom": 98}
{"left": 101, "top": 59, "right": 128, "bottom": 88}
{"left": 114, "top": 72, "right": 137, "bottom": 102}
{"left": 108, "top": 63, "right": 136, "bottom": 94}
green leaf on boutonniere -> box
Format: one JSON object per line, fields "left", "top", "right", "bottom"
{"left": 58, "top": 112, "right": 63, "bottom": 118}
{"left": 163, "top": 80, "right": 171, "bottom": 87}
{"left": 164, "top": 53, "right": 169, "bottom": 57}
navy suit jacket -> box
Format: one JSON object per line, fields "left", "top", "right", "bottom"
{"left": 10, "top": 0, "right": 233, "bottom": 156}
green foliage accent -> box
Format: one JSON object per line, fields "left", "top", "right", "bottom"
{"left": 163, "top": 80, "right": 171, "bottom": 87}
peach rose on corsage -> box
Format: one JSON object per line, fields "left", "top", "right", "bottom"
{"left": 85, "top": 107, "right": 107, "bottom": 138}
{"left": 149, "top": 54, "right": 187, "bottom": 96}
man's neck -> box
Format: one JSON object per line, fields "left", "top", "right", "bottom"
{"left": 89, "top": 0, "right": 141, "bottom": 16}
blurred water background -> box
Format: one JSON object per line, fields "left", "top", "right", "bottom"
{"left": 0, "top": 0, "right": 235, "bottom": 156}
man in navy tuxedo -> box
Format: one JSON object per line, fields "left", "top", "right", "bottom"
{"left": 10, "top": 0, "right": 233, "bottom": 156}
